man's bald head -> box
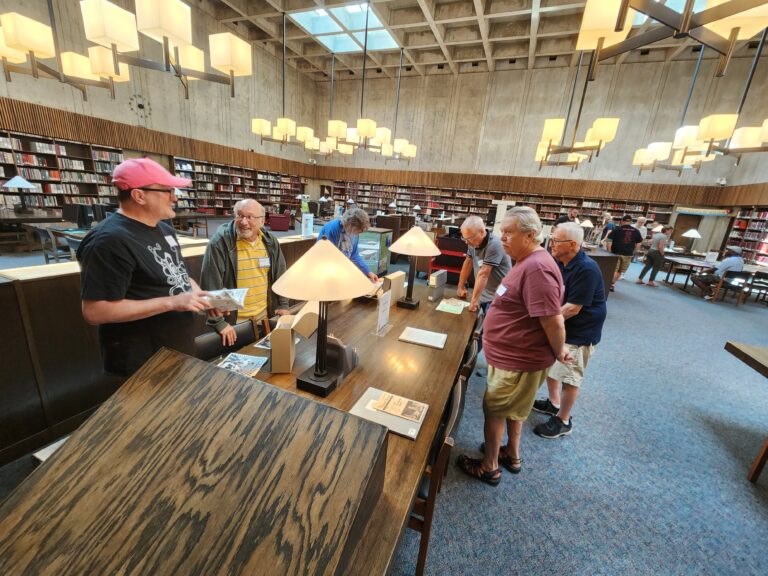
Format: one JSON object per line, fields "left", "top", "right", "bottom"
{"left": 460, "top": 215, "right": 487, "bottom": 248}
{"left": 233, "top": 199, "right": 266, "bottom": 240}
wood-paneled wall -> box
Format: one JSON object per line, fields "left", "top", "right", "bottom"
{"left": 1, "top": 97, "right": 765, "bottom": 207}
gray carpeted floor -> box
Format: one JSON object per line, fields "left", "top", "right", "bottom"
{"left": 1, "top": 262, "right": 767, "bottom": 575}
{"left": 390, "top": 263, "right": 768, "bottom": 575}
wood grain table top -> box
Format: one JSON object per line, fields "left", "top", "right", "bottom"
{"left": 725, "top": 341, "right": 768, "bottom": 380}
{"left": 0, "top": 349, "right": 389, "bottom": 576}
{"left": 241, "top": 286, "right": 477, "bottom": 574}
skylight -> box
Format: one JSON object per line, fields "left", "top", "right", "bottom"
{"left": 632, "top": 0, "right": 711, "bottom": 26}
{"left": 290, "top": 4, "right": 398, "bottom": 54}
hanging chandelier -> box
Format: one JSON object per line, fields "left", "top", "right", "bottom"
{"left": 0, "top": 0, "right": 252, "bottom": 100}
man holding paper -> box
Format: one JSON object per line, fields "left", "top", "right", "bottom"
{"left": 78, "top": 158, "right": 213, "bottom": 378}
{"left": 201, "top": 199, "right": 289, "bottom": 346}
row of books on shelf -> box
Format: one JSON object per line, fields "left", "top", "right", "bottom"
{"left": 737, "top": 210, "right": 768, "bottom": 220}
{"left": 61, "top": 171, "right": 110, "bottom": 184}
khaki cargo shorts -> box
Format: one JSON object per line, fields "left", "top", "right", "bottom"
{"left": 547, "top": 343, "right": 596, "bottom": 388}
{"left": 484, "top": 364, "right": 550, "bottom": 421}
{"left": 615, "top": 255, "right": 633, "bottom": 274}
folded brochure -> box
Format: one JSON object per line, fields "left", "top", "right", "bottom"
{"left": 205, "top": 288, "right": 249, "bottom": 311}
{"left": 371, "top": 391, "right": 428, "bottom": 423}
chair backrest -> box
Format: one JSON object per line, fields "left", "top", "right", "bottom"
{"left": 194, "top": 321, "right": 256, "bottom": 361}
{"left": 723, "top": 270, "right": 752, "bottom": 286}
{"left": 444, "top": 377, "right": 465, "bottom": 440}
{"left": 460, "top": 337, "right": 479, "bottom": 380}
{"left": 472, "top": 309, "right": 485, "bottom": 342}
{"left": 65, "top": 237, "right": 82, "bottom": 260}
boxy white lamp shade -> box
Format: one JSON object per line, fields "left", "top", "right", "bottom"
{"left": 175, "top": 44, "right": 205, "bottom": 76}
{"left": 356, "top": 118, "right": 377, "bottom": 139}
{"left": 590, "top": 118, "right": 620, "bottom": 143}
{"left": 251, "top": 118, "right": 272, "bottom": 137}
{"left": 296, "top": 126, "right": 314, "bottom": 143}
{"left": 61, "top": 51, "right": 101, "bottom": 81}
{"left": 536, "top": 141, "right": 550, "bottom": 162}
{"left": 381, "top": 143, "right": 393, "bottom": 157}
{"left": 318, "top": 142, "right": 329, "bottom": 155}
{"left": 403, "top": 144, "right": 417, "bottom": 159}
{"left": 272, "top": 239, "right": 372, "bottom": 301}
{"left": 325, "top": 136, "right": 337, "bottom": 151}
{"left": 393, "top": 138, "right": 409, "bottom": 154}
{"left": 697, "top": 114, "right": 738, "bottom": 142}
{"left": 374, "top": 127, "right": 391, "bottom": 146}
{"left": 0, "top": 27, "right": 27, "bottom": 64}
{"left": 729, "top": 126, "right": 763, "bottom": 150}
{"left": 576, "top": 0, "right": 635, "bottom": 50}
{"left": 673, "top": 125, "right": 703, "bottom": 150}
{"left": 0, "top": 12, "right": 56, "bottom": 59}
{"left": 277, "top": 118, "right": 297, "bottom": 138}
{"left": 209, "top": 32, "right": 252, "bottom": 76}
{"left": 305, "top": 136, "right": 320, "bottom": 151}
{"left": 389, "top": 226, "right": 441, "bottom": 257}
{"left": 647, "top": 141, "right": 672, "bottom": 162}
{"left": 79, "top": 0, "right": 140, "bottom": 53}
{"left": 704, "top": 0, "right": 768, "bottom": 41}
{"left": 338, "top": 143, "right": 354, "bottom": 155}
{"left": 271, "top": 125, "right": 285, "bottom": 140}
{"left": 541, "top": 118, "right": 565, "bottom": 143}
{"left": 88, "top": 45, "right": 130, "bottom": 81}
{"left": 632, "top": 149, "right": 651, "bottom": 166}
{"left": 346, "top": 127, "right": 360, "bottom": 145}
{"left": 135, "top": 0, "right": 192, "bottom": 47}
{"left": 328, "top": 120, "right": 347, "bottom": 139}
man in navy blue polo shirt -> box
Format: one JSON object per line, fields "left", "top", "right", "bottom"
{"left": 532, "top": 222, "right": 607, "bottom": 438}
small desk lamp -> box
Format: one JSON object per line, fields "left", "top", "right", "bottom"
{"left": 682, "top": 228, "right": 701, "bottom": 251}
{"left": 388, "top": 201, "right": 398, "bottom": 213}
{"left": 579, "top": 219, "right": 594, "bottom": 228}
{"left": 3, "top": 176, "right": 37, "bottom": 214}
{"left": 389, "top": 226, "right": 441, "bottom": 309}
{"left": 272, "top": 239, "right": 372, "bottom": 396}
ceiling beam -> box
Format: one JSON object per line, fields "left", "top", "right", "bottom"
{"left": 416, "top": 0, "right": 458, "bottom": 74}
{"left": 472, "top": 0, "right": 494, "bottom": 72}
{"left": 371, "top": 4, "right": 425, "bottom": 75}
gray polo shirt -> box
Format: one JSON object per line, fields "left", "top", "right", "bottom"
{"left": 467, "top": 232, "right": 512, "bottom": 304}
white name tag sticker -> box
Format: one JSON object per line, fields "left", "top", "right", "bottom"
{"left": 164, "top": 235, "right": 178, "bottom": 248}
{"left": 496, "top": 284, "right": 507, "bottom": 297}
{"left": 258, "top": 257, "right": 271, "bottom": 268}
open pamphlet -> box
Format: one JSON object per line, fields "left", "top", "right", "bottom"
{"left": 205, "top": 288, "right": 249, "bottom": 311}
{"left": 218, "top": 353, "right": 268, "bottom": 377}
{"left": 436, "top": 298, "right": 470, "bottom": 314}
{"left": 398, "top": 327, "right": 448, "bottom": 350}
{"left": 349, "top": 387, "right": 429, "bottom": 440}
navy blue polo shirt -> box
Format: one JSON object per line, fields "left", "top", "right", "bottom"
{"left": 558, "top": 250, "right": 607, "bottom": 346}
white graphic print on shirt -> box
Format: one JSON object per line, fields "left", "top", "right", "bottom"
{"left": 148, "top": 242, "right": 191, "bottom": 295}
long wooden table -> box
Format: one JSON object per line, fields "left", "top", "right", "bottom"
{"left": 724, "top": 341, "right": 768, "bottom": 483}
{"left": 242, "top": 286, "right": 477, "bottom": 574}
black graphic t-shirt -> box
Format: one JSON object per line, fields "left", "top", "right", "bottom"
{"left": 78, "top": 213, "right": 195, "bottom": 376}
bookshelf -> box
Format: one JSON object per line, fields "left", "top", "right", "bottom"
{"left": 0, "top": 132, "right": 122, "bottom": 209}
{"left": 726, "top": 207, "right": 768, "bottom": 265}
{"left": 332, "top": 180, "right": 674, "bottom": 227}
{"left": 173, "top": 157, "right": 304, "bottom": 216}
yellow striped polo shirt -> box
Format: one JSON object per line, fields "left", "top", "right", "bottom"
{"left": 236, "top": 233, "right": 270, "bottom": 321}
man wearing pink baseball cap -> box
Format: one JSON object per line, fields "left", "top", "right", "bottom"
{"left": 77, "top": 157, "right": 213, "bottom": 377}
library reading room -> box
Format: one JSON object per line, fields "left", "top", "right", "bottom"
{"left": 1, "top": 1, "right": 767, "bottom": 575}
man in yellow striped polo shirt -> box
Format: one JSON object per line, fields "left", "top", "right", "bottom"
{"left": 201, "top": 199, "right": 289, "bottom": 345}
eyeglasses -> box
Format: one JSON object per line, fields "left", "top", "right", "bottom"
{"left": 461, "top": 230, "right": 482, "bottom": 243}
{"left": 235, "top": 214, "right": 265, "bottom": 222}
{"left": 550, "top": 238, "right": 575, "bottom": 244}
{"left": 138, "top": 187, "right": 175, "bottom": 194}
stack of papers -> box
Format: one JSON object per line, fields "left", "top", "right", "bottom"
{"left": 205, "top": 288, "right": 249, "bottom": 311}
{"left": 436, "top": 298, "right": 471, "bottom": 314}
{"left": 398, "top": 327, "right": 448, "bottom": 350}
{"left": 218, "top": 353, "right": 268, "bottom": 377}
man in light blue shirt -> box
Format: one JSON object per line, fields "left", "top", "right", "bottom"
{"left": 691, "top": 246, "right": 745, "bottom": 298}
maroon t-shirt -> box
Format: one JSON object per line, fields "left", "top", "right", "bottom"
{"left": 483, "top": 248, "right": 564, "bottom": 372}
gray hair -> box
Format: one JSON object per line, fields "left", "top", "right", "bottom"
{"left": 602, "top": 211, "right": 612, "bottom": 222}
{"left": 504, "top": 206, "right": 542, "bottom": 236}
{"left": 341, "top": 207, "right": 370, "bottom": 232}
{"left": 557, "top": 222, "right": 584, "bottom": 245}
{"left": 636, "top": 216, "right": 647, "bottom": 225}
{"left": 461, "top": 215, "right": 485, "bottom": 233}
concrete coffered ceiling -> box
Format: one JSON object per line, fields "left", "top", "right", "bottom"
{"left": 207, "top": 0, "right": 766, "bottom": 82}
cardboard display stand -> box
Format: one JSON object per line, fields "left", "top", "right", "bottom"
{"left": 271, "top": 301, "right": 319, "bottom": 373}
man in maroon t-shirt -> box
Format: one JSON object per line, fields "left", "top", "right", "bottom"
{"left": 457, "top": 206, "right": 570, "bottom": 486}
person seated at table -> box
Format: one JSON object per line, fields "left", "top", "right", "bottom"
{"left": 636, "top": 225, "right": 673, "bottom": 287}
{"left": 318, "top": 207, "right": 378, "bottom": 282}
{"left": 200, "top": 199, "right": 290, "bottom": 346}
{"left": 690, "top": 246, "right": 745, "bottom": 300}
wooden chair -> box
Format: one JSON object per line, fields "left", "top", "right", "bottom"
{"left": 65, "top": 237, "right": 82, "bottom": 260}
{"left": 711, "top": 271, "right": 753, "bottom": 304}
{"left": 42, "top": 229, "right": 72, "bottom": 264}
{"left": 739, "top": 271, "right": 768, "bottom": 306}
{"left": 408, "top": 378, "right": 462, "bottom": 576}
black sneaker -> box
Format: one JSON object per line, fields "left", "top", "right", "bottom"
{"left": 532, "top": 398, "right": 559, "bottom": 416}
{"left": 534, "top": 416, "right": 572, "bottom": 439}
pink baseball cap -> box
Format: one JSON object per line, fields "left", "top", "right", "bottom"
{"left": 112, "top": 158, "right": 191, "bottom": 190}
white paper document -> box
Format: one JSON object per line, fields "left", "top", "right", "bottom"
{"left": 398, "top": 327, "right": 447, "bottom": 350}
{"left": 205, "top": 288, "right": 249, "bottom": 311}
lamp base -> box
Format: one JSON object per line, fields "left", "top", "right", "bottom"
{"left": 396, "top": 297, "right": 419, "bottom": 310}
{"left": 297, "top": 366, "right": 342, "bottom": 398}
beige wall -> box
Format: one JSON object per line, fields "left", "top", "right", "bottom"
{"left": 1, "top": 1, "right": 767, "bottom": 192}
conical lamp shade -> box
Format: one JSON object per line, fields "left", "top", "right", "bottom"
{"left": 2, "top": 176, "right": 36, "bottom": 189}
{"left": 272, "top": 239, "right": 372, "bottom": 301}
{"left": 389, "top": 226, "right": 441, "bottom": 257}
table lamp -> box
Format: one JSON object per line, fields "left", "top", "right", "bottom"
{"left": 389, "top": 225, "right": 441, "bottom": 310}
{"left": 3, "top": 176, "right": 37, "bottom": 214}
{"left": 272, "top": 239, "right": 372, "bottom": 396}
{"left": 652, "top": 224, "right": 664, "bottom": 232}
{"left": 388, "top": 201, "right": 397, "bottom": 213}
{"left": 579, "top": 219, "right": 594, "bottom": 228}
{"left": 682, "top": 228, "right": 701, "bottom": 251}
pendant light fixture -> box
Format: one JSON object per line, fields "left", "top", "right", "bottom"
{"left": 355, "top": 4, "right": 377, "bottom": 148}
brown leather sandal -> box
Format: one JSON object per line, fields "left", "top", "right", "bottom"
{"left": 457, "top": 455, "right": 501, "bottom": 486}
